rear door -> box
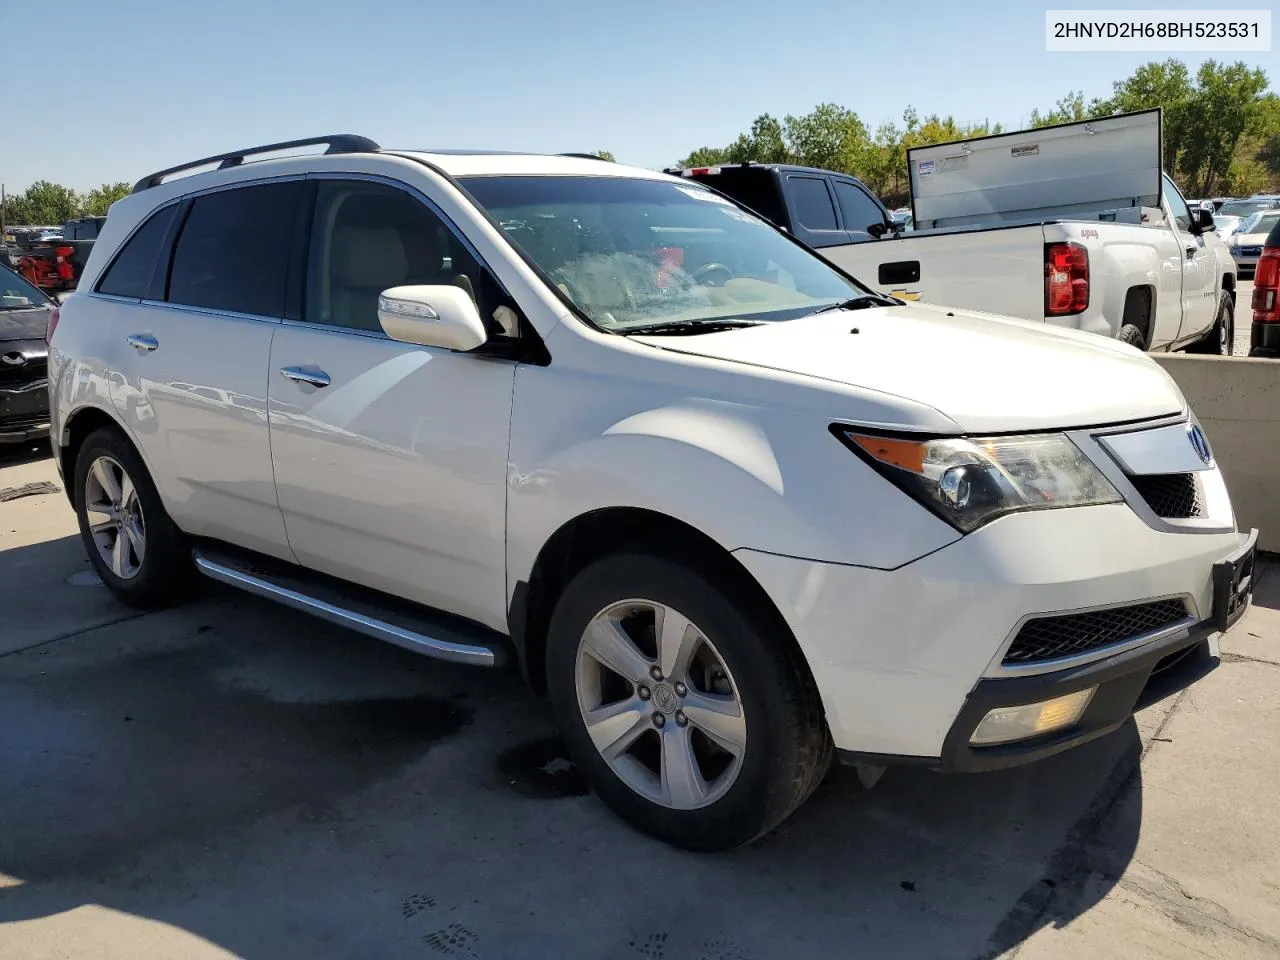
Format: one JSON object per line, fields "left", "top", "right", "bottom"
{"left": 781, "top": 174, "right": 853, "bottom": 249}
{"left": 102, "top": 181, "right": 303, "bottom": 560}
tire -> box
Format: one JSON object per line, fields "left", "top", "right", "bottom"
{"left": 72, "top": 427, "right": 193, "bottom": 609}
{"left": 1116, "top": 323, "right": 1146, "bottom": 349}
{"left": 1186, "top": 292, "right": 1234, "bottom": 355}
{"left": 545, "top": 552, "right": 831, "bottom": 851}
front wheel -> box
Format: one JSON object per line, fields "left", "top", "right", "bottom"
{"left": 1186, "top": 292, "right": 1234, "bottom": 355}
{"left": 545, "top": 553, "right": 832, "bottom": 851}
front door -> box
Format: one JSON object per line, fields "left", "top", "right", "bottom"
{"left": 1163, "top": 175, "right": 1218, "bottom": 344}
{"left": 267, "top": 178, "right": 516, "bottom": 630}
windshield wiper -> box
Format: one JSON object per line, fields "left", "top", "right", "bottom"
{"left": 619, "top": 319, "right": 764, "bottom": 336}
{"left": 808, "top": 294, "right": 900, "bottom": 315}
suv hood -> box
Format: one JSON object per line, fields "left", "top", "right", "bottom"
{"left": 633, "top": 302, "right": 1185, "bottom": 433}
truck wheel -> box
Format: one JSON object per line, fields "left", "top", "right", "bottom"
{"left": 545, "top": 552, "right": 831, "bottom": 851}
{"left": 73, "top": 427, "right": 193, "bottom": 609}
{"left": 1186, "top": 292, "right": 1234, "bottom": 355}
{"left": 1117, "top": 324, "right": 1146, "bottom": 349}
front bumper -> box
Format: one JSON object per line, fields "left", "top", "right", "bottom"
{"left": 0, "top": 377, "right": 50, "bottom": 444}
{"left": 736, "top": 503, "right": 1253, "bottom": 762}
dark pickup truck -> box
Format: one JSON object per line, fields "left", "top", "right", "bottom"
{"left": 663, "top": 162, "right": 898, "bottom": 248}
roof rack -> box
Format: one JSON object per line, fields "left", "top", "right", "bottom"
{"left": 132, "top": 134, "right": 381, "bottom": 193}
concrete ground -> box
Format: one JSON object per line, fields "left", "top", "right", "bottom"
{"left": 0, "top": 447, "right": 1277, "bottom": 960}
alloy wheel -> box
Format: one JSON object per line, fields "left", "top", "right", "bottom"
{"left": 84, "top": 455, "right": 146, "bottom": 579}
{"left": 575, "top": 599, "right": 746, "bottom": 810}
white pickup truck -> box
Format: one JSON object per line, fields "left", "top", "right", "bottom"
{"left": 676, "top": 110, "right": 1238, "bottom": 353}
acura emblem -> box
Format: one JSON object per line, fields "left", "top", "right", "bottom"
{"left": 1, "top": 351, "right": 26, "bottom": 367}
{"left": 1188, "top": 425, "right": 1212, "bottom": 465}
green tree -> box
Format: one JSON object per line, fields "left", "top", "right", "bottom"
{"left": 782, "top": 102, "right": 868, "bottom": 172}
{"left": 676, "top": 145, "right": 733, "bottom": 168}
{"left": 1029, "top": 91, "right": 1093, "bottom": 128}
{"left": 1178, "top": 60, "right": 1270, "bottom": 195}
{"left": 78, "top": 181, "right": 131, "bottom": 217}
{"left": 10, "top": 181, "right": 77, "bottom": 225}
{"left": 1260, "top": 134, "right": 1280, "bottom": 178}
{"left": 726, "top": 114, "right": 789, "bottom": 164}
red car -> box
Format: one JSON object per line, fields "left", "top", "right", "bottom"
{"left": 1251, "top": 216, "right": 1280, "bottom": 358}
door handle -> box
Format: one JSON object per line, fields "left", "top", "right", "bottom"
{"left": 126, "top": 334, "right": 159, "bottom": 352}
{"left": 279, "top": 366, "right": 331, "bottom": 388}
{"left": 1185, "top": 246, "right": 1197, "bottom": 260}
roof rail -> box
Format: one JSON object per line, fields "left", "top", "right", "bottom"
{"left": 557, "top": 152, "right": 608, "bottom": 161}
{"left": 132, "top": 134, "right": 381, "bottom": 193}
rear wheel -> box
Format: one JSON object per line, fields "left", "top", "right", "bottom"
{"left": 73, "top": 427, "right": 192, "bottom": 608}
{"left": 1117, "top": 324, "right": 1146, "bottom": 349}
{"left": 1186, "top": 292, "right": 1234, "bottom": 355}
{"left": 546, "top": 553, "right": 831, "bottom": 851}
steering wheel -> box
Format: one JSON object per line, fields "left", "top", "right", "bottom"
{"left": 691, "top": 262, "right": 735, "bottom": 287}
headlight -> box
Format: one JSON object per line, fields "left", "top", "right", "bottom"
{"left": 834, "top": 429, "right": 1122, "bottom": 532}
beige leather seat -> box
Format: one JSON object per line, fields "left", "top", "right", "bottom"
{"left": 328, "top": 226, "right": 409, "bottom": 330}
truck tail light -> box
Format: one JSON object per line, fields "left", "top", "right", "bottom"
{"left": 45, "top": 305, "right": 61, "bottom": 344}
{"left": 1253, "top": 247, "right": 1280, "bottom": 324}
{"left": 1044, "top": 242, "right": 1089, "bottom": 316}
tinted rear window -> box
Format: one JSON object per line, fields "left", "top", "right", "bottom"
{"left": 97, "top": 205, "right": 177, "bottom": 299}
{"left": 167, "top": 181, "right": 303, "bottom": 317}
{"left": 787, "top": 176, "right": 838, "bottom": 231}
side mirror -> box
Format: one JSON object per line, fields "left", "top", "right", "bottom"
{"left": 377, "top": 285, "right": 488, "bottom": 351}
{"left": 1189, "top": 207, "right": 1215, "bottom": 235}
{"left": 1199, "top": 200, "right": 1215, "bottom": 212}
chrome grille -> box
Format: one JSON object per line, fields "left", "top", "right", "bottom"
{"left": 1130, "top": 472, "right": 1202, "bottom": 519}
{"left": 1003, "top": 599, "right": 1190, "bottom": 666}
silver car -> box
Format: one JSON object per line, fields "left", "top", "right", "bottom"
{"left": 1228, "top": 210, "right": 1280, "bottom": 278}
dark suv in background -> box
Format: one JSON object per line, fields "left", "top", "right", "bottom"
{"left": 1250, "top": 216, "right": 1280, "bottom": 358}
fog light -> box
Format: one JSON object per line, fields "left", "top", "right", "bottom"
{"left": 969, "top": 688, "right": 1096, "bottom": 746}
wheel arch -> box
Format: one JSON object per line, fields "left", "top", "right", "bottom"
{"left": 1122, "top": 284, "right": 1155, "bottom": 348}
{"left": 509, "top": 506, "right": 802, "bottom": 697}
{"left": 58, "top": 405, "right": 127, "bottom": 507}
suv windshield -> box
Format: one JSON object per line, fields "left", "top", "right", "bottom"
{"left": 0, "top": 265, "right": 51, "bottom": 310}
{"left": 459, "top": 175, "right": 865, "bottom": 331}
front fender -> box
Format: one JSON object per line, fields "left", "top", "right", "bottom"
{"left": 506, "top": 388, "right": 961, "bottom": 602}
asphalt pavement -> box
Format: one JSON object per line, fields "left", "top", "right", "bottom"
{"left": 0, "top": 449, "right": 1277, "bottom": 960}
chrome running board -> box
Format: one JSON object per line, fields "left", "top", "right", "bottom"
{"left": 193, "top": 549, "right": 505, "bottom": 668}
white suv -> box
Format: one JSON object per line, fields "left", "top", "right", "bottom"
{"left": 47, "top": 136, "right": 1256, "bottom": 850}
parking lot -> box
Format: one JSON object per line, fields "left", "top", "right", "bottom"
{"left": 1, "top": 436, "right": 1278, "bottom": 959}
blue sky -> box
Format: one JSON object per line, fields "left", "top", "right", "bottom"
{"left": 2, "top": 0, "right": 1273, "bottom": 193}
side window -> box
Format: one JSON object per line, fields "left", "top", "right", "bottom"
{"left": 96, "top": 205, "right": 177, "bottom": 298}
{"left": 787, "top": 176, "right": 839, "bottom": 232}
{"left": 833, "top": 180, "right": 885, "bottom": 236}
{"left": 167, "top": 181, "right": 304, "bottom": 317}
{"left": 1162, "top": 175, "right": 1192, "bottom": 233}
{"left": 305, "top": 180, "right": 515, "bottom": 337}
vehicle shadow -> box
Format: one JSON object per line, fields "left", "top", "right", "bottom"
{"left": 0, "top": 438, "right": 53, "bottom": 469}
{"left": 0, "top": 537, "right": 1149, "bottom": 960}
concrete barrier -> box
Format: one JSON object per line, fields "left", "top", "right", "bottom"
{"left": 1151, "top": 354, "right": 1279, "bottom": 553}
